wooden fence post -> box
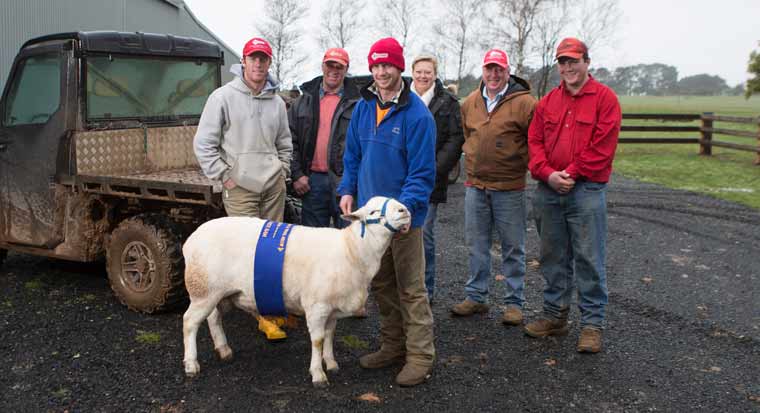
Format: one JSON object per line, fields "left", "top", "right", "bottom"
{"left": 700, "top": 112, "right": 713, "bottom": 156}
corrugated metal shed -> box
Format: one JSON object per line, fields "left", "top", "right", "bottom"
{"left": 0, "top": 0, "right": 239, "bottom": 91}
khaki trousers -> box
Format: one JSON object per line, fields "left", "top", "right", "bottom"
{"left": 371, "top": 227, "right": 436, "bottom": 366}
{"left": 223, "top": 176, "right": 286, "bottom": 221}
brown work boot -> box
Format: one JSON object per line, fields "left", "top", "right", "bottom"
{"left": 577, "top": 327, "right": 603, "bottom": 353}
{"left": 450, "top": 298, "right": 490, "bottom": 316}
{"left": 396, "top": 363, "right": 432, "bottom": 387}
{"left": 524, "top": 317, "right": 569, "bottom": 338}
{"left": 359, "top": 349, "right": 406, "bottom": 369}
{"left": 283, "top": 314, "right": 300, "bottom": 329}
{"left": 501, "top": 306, "right": 524, "bottom": 326}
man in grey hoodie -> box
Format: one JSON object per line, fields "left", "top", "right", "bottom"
{"left": 193, "top": 37, "right": 293, "bottom": 341}
{"left": 194, "top": 36, "right": 293, "bottom": 222}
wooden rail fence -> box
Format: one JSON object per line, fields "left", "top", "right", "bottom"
{"left": 620, "top": 112, "right": 760, "bottom": 165}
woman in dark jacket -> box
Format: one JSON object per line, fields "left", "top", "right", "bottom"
{"left": 410, "top": 55, "right": 465, "bottom": 302}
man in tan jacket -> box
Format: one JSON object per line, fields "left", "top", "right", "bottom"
{"left": 451, "top": 49, "right": 536, "bottom": 326}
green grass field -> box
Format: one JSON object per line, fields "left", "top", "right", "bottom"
{"left": 620, "top": 95, "right": 760, "bottom": 116}
{"left": 615, "top": 96, "right": 760, "bottom": 209}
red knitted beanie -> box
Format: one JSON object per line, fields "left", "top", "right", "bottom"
{"left": 367, "top": 37, "right": 405, "bottom": 72}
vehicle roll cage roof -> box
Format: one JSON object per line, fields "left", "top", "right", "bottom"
{"left": 21, "top": 31, "right": 223, "bottom": 60}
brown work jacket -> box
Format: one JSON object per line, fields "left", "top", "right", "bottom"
{"left": 460, "top": 76, "right": 536, "bottom": 191}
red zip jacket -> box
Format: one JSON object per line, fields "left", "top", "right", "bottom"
{"left": 528, "top": 75, "right": 621, "bottom": 183}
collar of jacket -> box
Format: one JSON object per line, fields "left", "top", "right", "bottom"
{"left": 360, "top": 77, "right": 413, "bottom": 109}
{"left": 299, "top": 75, "right": 361, "bottom": 101}
{"left": 429, "top": 79, "right": 457, "bottom": 114}
{"left": 477, "top": 74, "right": 531, "bottom": 101}
{"left": 432, "top": 79, "right": 447, "bottom": 98}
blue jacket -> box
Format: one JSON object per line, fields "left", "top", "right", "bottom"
{"left": 337, "top": 79, "right": 436, "bottom": 228}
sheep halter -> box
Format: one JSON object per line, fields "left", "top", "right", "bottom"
{"left": 361, "top": 199, "right": 401, "bottom": 237}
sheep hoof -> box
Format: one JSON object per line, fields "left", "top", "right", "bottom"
{"left": 311, "top": 370, "right": 329, "bottom": 387}
{"left": 184, "top": 360, "right": 200, "bottom": 377}
{"left": 312, "top": 379, "right": 329, "bottom": 388}
{"left": 326, "top": 362, "right": 339, "bottom": 372}
{"left": 216, "top": 345, "right": 233, "bottom": 362}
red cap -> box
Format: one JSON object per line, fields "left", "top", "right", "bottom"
{"left": 367, "top": 37, "right": 405, "bottom": 71}
{"left": 556, "top": 37, "right": 588, "bottom": 60}
{"left": 242, "top": 37, "right": 272, "bottom": 58}
{"left": 482, "top": 49, "right": 509, "bottom": 69}
{"left": 323, "top": 48, "right": 349, "bottom": 66}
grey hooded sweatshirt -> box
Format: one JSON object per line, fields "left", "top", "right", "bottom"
{"left": 194, "top": 64, "right": 292, "bottom": 193}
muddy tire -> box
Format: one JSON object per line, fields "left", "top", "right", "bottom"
{"left": 0, "top": 249, "right": 6, "bottom": 268}
{"left": 106, "top": 214, "right": 186, "bottom": 313}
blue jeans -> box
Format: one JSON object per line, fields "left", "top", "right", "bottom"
{"left": 533, "top": 181, "right": 608, "bottom": 328}
{"left": 464, "top": 186, "right": 526, "bottom": 307}
{"left": 301, "top": 172, "right": 345, "bottom": 228}
{"left": 422, "top": 203, "right": 438, "bottom": 300}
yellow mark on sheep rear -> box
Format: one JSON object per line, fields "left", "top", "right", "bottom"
{"left": 184, "top": 263, "right": 208, "bottom": 298}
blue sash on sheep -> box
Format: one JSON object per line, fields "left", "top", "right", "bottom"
{"left": 253, "top": 221, "right": 293, "bottom": 316}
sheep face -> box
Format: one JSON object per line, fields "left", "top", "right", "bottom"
{"left": 343, "top": 197, "right": 411, "bottom": 234}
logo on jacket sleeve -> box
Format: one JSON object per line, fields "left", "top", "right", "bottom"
{"left": 392, "top": 126, "right": 401, "bottom": 134}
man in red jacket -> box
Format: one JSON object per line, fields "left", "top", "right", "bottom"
{"left": 525, "top": 37, "right": 621, "bottom": 353}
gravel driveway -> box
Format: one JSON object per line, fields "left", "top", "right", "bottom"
{"left": 1, "top": 174, "right": 759, "bottom": 412}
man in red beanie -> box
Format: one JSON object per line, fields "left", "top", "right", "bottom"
{"left": 194, "top": 37, "right": 293, "bottom": 341}
{"left": 525, "top": 37, "right": 621, "bottom": 353}
{"left": 338, "top": 37, "right": 437, "bottom": 387}
{"left": 289, "top": 48, "right": 360, "bottom": 229}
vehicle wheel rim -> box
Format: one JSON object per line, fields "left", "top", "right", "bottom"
{"left": 120, "top": 241, "right": 156, "bottom": 293}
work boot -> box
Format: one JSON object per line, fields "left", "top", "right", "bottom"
{"left": 283, "top": 314, "right": 300, "bottom": 329}
{"left": 396, "top": 363, "right": 432, "bottom": 387}
{"left": 450, "top": 298, "right": 490, "bottom": 316}
{"left": 257, "top": 315, "right": 287, "bottom": 341}
{"left": 524, "top": 317, "right": 569, "bottom": 338}
{"left": 359, "top": 349, "right": 406, "bottom": 369}
{"left": 577, "top": 327, "right": 603, "bottom": 353}
{"left": 501, "top": 306, "right": 524, "bottom": 326}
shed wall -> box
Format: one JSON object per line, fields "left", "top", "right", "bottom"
{"left": 0, "top": 0, "right": 238, "bottom": 92}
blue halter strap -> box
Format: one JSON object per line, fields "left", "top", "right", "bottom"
{"left": 360, "top": 199, "right": 402, "bottom": 238}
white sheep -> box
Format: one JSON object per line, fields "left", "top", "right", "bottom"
{"left": 181, "top": 196, "right": 411, "bottom": 387}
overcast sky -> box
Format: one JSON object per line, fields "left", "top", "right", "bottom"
{"left": 183, "top": 0, "right": 759, "bottom": 86}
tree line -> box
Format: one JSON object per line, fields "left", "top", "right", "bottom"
{"left": 254, "top": 0, "right": 754, "bottom": 99}
{"left": 747, "top": 42, "right": 760, "bottom": 98}
{"left": 255, "top": 0, "right": 622, "bottom": 88}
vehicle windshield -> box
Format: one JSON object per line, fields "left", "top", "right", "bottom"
{"left": 85, "top": 55, "right": 218, "bottom": 120}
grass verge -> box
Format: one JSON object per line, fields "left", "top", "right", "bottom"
{"left": 616, "top": 96, "right": 760, "bottom": 209}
